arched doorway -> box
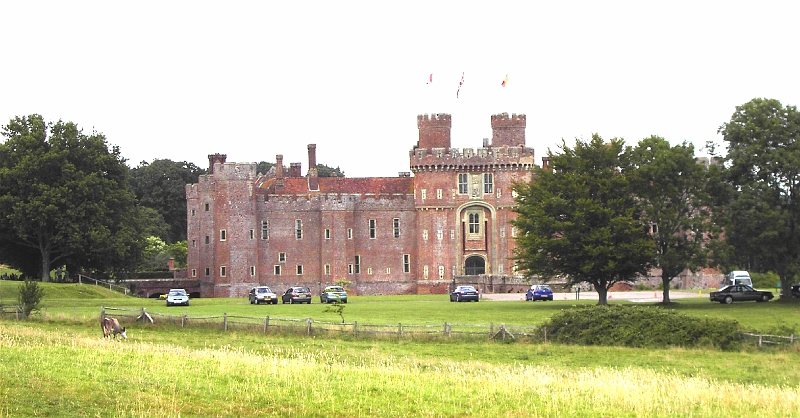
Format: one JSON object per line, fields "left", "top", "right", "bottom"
{"left": 464, "top": 255, "right": 485, "bottom": 275}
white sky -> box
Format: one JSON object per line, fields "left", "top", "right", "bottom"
{"left": 1, "top": 0, "right": 798, "bottom": 178}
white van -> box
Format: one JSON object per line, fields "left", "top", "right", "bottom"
{"left": 721, "top": 270, "right": 753, "bottom": 287}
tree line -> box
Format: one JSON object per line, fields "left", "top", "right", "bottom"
{"left": 512, "top": 98, "right": 799, "bottom": 304}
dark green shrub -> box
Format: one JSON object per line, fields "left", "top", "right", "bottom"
{"left": 540, "top": 305, "right": 741, "bottom": 350}
{"left": 18, "top": 279, "right": 44, "bottom": 317}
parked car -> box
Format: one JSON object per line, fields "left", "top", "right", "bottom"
{"left": 320, "top": 286, "right": 348, "bottom": 303}
{"left": 790, "top": 284, "right": 800, "bottom": 298}
{"left": 450, "top": 285, "right": 479, "bottom": 302}
{"left": 282, "top": 287, "right": 312, "bottom": 304}
{"left": 525, "top": 284, "right": 554, "bottom": 301}
{"left": 166, "top": 288, "right": 189, "bottom": 306}
{"left": 709, "top": 285, "right": 774, "bottom": 304}
{"left": 249, "top": 286, "right": 278, "bottom": 305}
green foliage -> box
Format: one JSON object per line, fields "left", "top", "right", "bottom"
{"left": 322, "top": 301, "right": 346, "bottom": 323}
{"left": 0, "top": 115, "right": 146, "bottom": 280}
{"left": 129, "top": 159, "right": 206, "bottom": 243}
{"left": 718, "top": 98, "right": 800, "bottom": 293}
{"left": 17, "top": 279, "right": 45, "bottom": 317}
{"left": 541, "top": 305, "right": 742, "bottom": 350}
{"left": 749, "top": 271, "right": 780, "bottom": 289}
{"left": 512, "top": 135, "right": 654, "bottom": 304}
{"left": 167, "top": 241, "right": 188, "bottom": 268}
{"left": 627, "top": 136, "right": 716, "bottom": 302}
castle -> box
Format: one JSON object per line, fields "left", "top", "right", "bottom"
{"left": 185, "top": 113, "right": 540, "bottom": 297}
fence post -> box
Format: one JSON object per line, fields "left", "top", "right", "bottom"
{"left": 181, "top": 313, "right": 186, "bottom": 327}
{"left": 100, "top": 306, "right": 105, "bottom": 323}
{"left": 353, "top": 321, "right": 358, "bottom": 338}
{"left": 791, "top": 334, "right": 794, "bottom": 344}
{"left": 306, "top": 318, "right": 313, "bottom": 336}
{"left": 398, "top": 323, "right": 402, "bottom": 337}
{"left": 264, "top": 316, "right": 270, "bottom": 334}
{"left": 758, "top": 334, "right": 762, "bottom": 347}
{"left": 490, "top": 322, "right": 494, "bottom": 338}
{"left": 223, "top": 313, "right": 228, "bottom": 331}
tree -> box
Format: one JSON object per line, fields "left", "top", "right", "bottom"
{"left": 512, "top": 135, "right": 655, "bottom": 305}
{"left": 0, "top": 115, "right": 145, "bottom": 281}
{"left": 718, "top": 98, "right": 800, "bottom": 299}
{"left": 129, "top": 159, "right": 205, "bottom": 243}
{"left": 18, "top": 279, "right": 44, "bottom": 317}
{"left": 627, "top": 136, "right": 717, "bottom": 303}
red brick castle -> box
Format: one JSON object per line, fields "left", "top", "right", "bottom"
{"left": 186, "top": 113, "right": 537, "bottom": 297}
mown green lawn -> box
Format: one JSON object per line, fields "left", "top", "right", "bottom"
{"left": 2, "top": 280, "right": 799, "bottom": 417}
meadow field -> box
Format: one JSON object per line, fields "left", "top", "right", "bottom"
{"left": 1, "top": 281, "right": 799, "bottom": 417}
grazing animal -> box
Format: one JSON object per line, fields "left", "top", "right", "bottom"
{"left": 101, "top": 317, "right": 127, "bottom": 340}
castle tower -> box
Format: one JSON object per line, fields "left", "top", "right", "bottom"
{"left": 416, "top": 113, "right": 451, "bottom": 150}
{"left": 490, "top": 113, "right": 526, "bottom": 147}
{"left": 208, "top": 153, "right": 227, "bottom": 174}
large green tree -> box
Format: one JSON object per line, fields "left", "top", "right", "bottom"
{"left": 129, "top": 159, "right": 205, "bottom": 243}
{"left": 718, "top": 98, "right": 800, "bottom": 299}
{"left": 512, "top": 135, "right": 655, "bottom": 305}
{"left": 627, "top": 136, "right": 717, "bottom": 303}
{"left": 0, "top": 115, "right": 145, "bottom": 281}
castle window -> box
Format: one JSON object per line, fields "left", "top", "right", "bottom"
{"left": 325, "top": 229, "right": 331, "bottom": 239}
{"left": 279, "top": 252, "right": 286, "bottom": 263}
{"left": 512, "top": 189, "right": 518, "bottom": 198}
{"left": 205, "top": 236, "right": 210, "bottom": 245}
{"left": 204, "top": 203, "right": 209, "bottom": 211}
{"left": 367, "top": 268, "right": 373, "bottom": 275}
{"left": 450, "top": 230, "right": 455, "bottom": 240}
{"left": 483, "top": 173, "right": 493, "bottom": 194}
{"left": 249, "top": 229, "right": 255, "bottom": 240}
{"left": 348, "top": 264, "right": 354, "bottom": 274}
{"left": 458, "top": 173, "right": 468, "bottom": 194}
{"left": 220, "top": 266, "right": 227, "bottom": 277}
{"left": 438, "top": 266, "right": 445, "bottom": 280}
{"left": 347, "top": 228, "right": 353, "bottom": 239}
{"left": 393, "top": 218, "right": 400, "bottom": 238}
{"left": 274, "top": 265, "right": 281, "bottom": 275}
{"left": 191, "top": 269, "right": 197, "bottom": 277}
{"left": 192, "top": 239, "right": 196, "bottom": 248}
{"left": 261, "top": 220, "right": 269, "bottom": 240}
{"left": 296, "top": 265, "right": 303, "bottom": 275}
{"left": 386, "top": 267, "right": 391, "bottom": 274}
{"left": 403, "top": 254, "right": 410, "bottom": 273}
{"left": 204, "top": 268, "right": 210, "bottom": 276}
{"left": 437, "top": 230, "right": 443, "bottom": 240}
{"left": 191, "top": 209, "right": 196, "bottom": 216}
{"left": 496, "top": 189, "right": 501, "bottom": 198}
{"left": 250, "top": 266, "right": 256, "bottom": 276}
{"left": 421, "top": 189, "right": 427, "bottom": 200}
{"left": 219, "top": 229, "right": 226, "bottom": 241}
{"left": 369, "top": 219, "right": 376, "bottom": 239}
{"left": 422, "top": 230, "right": 428, "bottom": 240}
{"left": 511, "top": 227, "right": 517, "bottom": 237}
{"left": 469, "top": 213, "right": 480, "bottom": 234}
{"left": 324, "top": 264, "right": 331, "bottom": 275}
{"left": 354, "top": 255, "right": 360, "bottom": 274}
{"left": 423, "top": 265, "right": 429, "bottom": 279}
{"left": 652, "top": 223, "right": 658, "bottom": 234}
{"left": 500, "top": 227, "right": 506, "bottom": 238}
{"left": 295, "top": 220, "right": 303, "bottom": 239}
{"left": 436, "top": 189, "right": 442, "bottom": 199}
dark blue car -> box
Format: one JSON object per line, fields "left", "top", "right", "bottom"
{"left": 525, "top": 285, "right": 554, "bottom": 301}
{"left": 450, "top": 285, "right": 479, "bottom": 302}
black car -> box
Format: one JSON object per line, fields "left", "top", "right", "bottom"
{"left": 282, "top": 287, "right": 312, "bottom": 304}
{"left": 709, "top": 285, "right": 774, "bottom": 304}
{"left": 790, "top": 284, "right": 800, "bottom": 298}
{"left": 450, "top": 285, "right": 479, "bottom": 302}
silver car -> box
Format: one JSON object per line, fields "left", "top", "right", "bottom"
{"left": 166, "top": 288, "right": 189, "bottom": 306}
{"left": 249, "top": 286, "right": 278, "bottom": 305}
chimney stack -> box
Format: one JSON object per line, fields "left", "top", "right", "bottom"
{"left": 307, "top": 144, "right": 319, "bottom": 191}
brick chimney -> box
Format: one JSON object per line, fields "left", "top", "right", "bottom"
{"left": 307, "top": 144, "right": 319, "bottom": 191}
{"left": 275, "top": 154, "right": 284, "bottom": 188}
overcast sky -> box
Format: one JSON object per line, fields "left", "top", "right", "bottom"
{"left": 1, "top": 0, "right": 798, "bottom": 177}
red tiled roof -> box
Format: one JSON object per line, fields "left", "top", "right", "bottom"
{"left": 259, "top": 176, "right": 414, "bottom": 195}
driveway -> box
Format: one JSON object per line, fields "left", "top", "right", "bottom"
{"left": 481, "top": 290, "right": 704, "bottom": 302}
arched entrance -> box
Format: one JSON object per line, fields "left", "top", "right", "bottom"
{"left": 464, "top": 255, "right": 485, "bottom": 275}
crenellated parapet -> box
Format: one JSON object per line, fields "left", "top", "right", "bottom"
{"left": 490, "top": 113, "right": 526, "bottom": 128}
{"left": 415, "top": 113, "right": 452, "bottom": 150}
{"left": 409, "top": 145, "right": 535, "bottom": 173}
{"left": 491, "top": 113, "right": 526, "bottom": 147}
{"left": 212, "top": 162, "right": 258, "bottom": 181}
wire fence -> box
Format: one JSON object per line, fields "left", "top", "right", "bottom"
{"left": 78, "top": 275, "right": 129, "bottom": 296}
{"left": 99, "top": 306, "right": 538, "bottom": 341}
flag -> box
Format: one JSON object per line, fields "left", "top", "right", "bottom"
{"left": 427, "top": 73, "right": 433, "bottom": 84}
{"left": 456, "top": 72, "right": 465, "bottom": 98}
{"left": 501, "top": 74, "right": 508, "bottom": 87}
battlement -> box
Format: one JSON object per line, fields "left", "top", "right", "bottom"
{"left": 409, "top": 145, "right": 535, "bottom": 171}
{"left": 490, "top": 113, "right": 526, "bottom": 128}
{"left": 417, "top": 113, "right": 452, "bottom": 129}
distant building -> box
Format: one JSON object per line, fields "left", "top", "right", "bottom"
{"left": 186, "top": 113, "right": 539, "bottom": 297}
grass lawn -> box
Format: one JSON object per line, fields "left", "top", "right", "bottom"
{"left": 2, "top": 280, "right": 799, "bottom": 416}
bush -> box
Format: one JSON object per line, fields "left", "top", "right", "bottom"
{"left": 18, "top": 279, "right": 44, "bottom": 317}
{"left": 540, "top": 305, "right": 741, "bottom": 350}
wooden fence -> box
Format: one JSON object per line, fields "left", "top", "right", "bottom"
{"left": 91, "top": 306, "right": 799, "bottom": 346}
{"left": 100, "top": 306, "right": 537, "bottom": 341}
{"left": 0, "top": 305, "right": 23, "bottom": 319}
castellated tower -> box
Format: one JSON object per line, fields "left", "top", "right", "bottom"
{"left": 491, "top": 113, "right": 526, "bottom": 147}
{"left": 415, "top": 113, "right": 452, "bottom": 150}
